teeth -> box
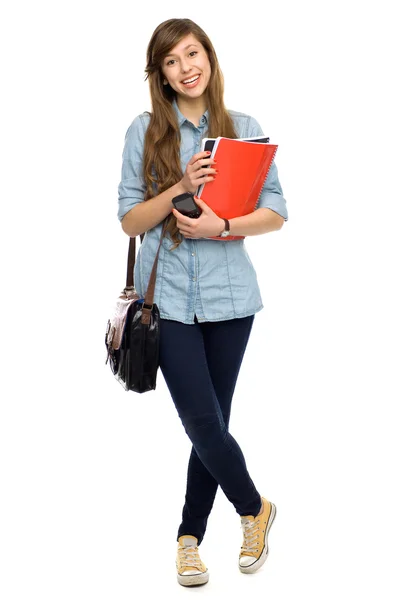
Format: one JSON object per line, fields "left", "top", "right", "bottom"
{"left": 183, "top": 75, "right": 199, "bottom": 84}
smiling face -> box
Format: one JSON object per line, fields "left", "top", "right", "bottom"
{"left": 161, "top": 33, "right": 211, "bottom": 101}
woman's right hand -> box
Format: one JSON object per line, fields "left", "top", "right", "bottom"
{"left": 179, "top": 151, "right": 217, "bottom": 194}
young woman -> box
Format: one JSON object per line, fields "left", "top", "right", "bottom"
{"left": 118, "top": 18, "right": 288, "bottom": 587}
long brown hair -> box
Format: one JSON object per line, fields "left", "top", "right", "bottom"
{"left": 143, "top": 18, "right": 237, "bottom": 250}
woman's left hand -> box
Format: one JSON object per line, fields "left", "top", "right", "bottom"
{"left": 172, "top": 198, "right": 225, "bottom": 239}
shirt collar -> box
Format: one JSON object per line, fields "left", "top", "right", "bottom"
{"left": 172, "top": 97, "right": 209, "bottom": 127}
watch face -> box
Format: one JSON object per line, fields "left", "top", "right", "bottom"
{"left": 221, "top": 230, "right": 229, "bottom": 237}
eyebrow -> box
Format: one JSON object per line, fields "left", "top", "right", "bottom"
{"left": 164, "top": 44, "right": 199, "bottom": 59}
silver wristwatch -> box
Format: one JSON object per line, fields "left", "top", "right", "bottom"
{"left": 219, "top": 218, "right": 230, "bottom": 238}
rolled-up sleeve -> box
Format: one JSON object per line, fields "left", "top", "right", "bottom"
{"left": 249, "top": 117, "right": 288, "bottom": 221}
{"left": 117, "top": 114, "right": 148, "bottom": 222}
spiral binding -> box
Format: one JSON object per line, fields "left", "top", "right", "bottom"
{"left": 254, "top": 145, "right": 278, "bottom": 211}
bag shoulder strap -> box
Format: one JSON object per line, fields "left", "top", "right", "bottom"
{"left": 125, "top": 220, "right": 168, "bottom": 306}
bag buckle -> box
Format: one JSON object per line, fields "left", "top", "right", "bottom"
{"left": 141, "top": 302, "right": 153, "bottom": 325}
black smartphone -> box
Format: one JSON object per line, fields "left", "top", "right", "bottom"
{"left": 172, "top": 192, "right": 202, "bottom": 218}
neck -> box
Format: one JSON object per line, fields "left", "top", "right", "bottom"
{"left": 177, "top": 96, "right": 207, "bottom": 126}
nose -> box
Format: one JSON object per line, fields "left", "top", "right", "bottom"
{"left": 180, "top": 58, "right": 191, "bottom": 73}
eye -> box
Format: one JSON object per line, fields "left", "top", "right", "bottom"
{"left": 165, "top": 51, "right": 197, "bottom": 66}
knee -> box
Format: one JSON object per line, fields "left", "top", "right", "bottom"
{"left": 183, "top": 413, "right": 228, "bottom": 449}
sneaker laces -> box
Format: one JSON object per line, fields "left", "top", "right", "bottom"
{"left": 241, "top": 517, "right": 260, "bottom": 555}
{"left": 177, "top": 545, "right": 202, "bottom": 569}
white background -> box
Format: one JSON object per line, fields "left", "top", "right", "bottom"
{"left": 1, "top": 0, "right": 399, "bottom": 598}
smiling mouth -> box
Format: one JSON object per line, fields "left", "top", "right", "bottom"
{"left": 182, "top": 75, "right": 200, "bottom": 86}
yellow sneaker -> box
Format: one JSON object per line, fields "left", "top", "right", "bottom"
{"left": 176, "top": 535, "right": 209, "bottom": 587}
{"left": 239, "top": 497, "right": 277, "bottom": 574}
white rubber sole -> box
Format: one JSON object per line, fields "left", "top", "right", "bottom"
{"left": 239, "top": 502, "right": 277, "bottom": 574}
{"left": 177, "top": 570, "right": 209, "bottom": 586}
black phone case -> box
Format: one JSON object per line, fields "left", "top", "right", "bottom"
{"left": 172, "top": 192, "right": 202, "bottom": 218}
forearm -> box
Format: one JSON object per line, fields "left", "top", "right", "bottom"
{"left": 229, "top": 208, "right": 284, "bottom": 237}
{"left": 121, "top": 181, "right": 186, "bottom": 238}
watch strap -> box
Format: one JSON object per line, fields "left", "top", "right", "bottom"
{"left": 220, "top": 218, "right": 230, "bottom": 236}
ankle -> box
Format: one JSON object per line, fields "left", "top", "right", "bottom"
{"left": 257, "top": 497, "right": 263, "bottom": 516}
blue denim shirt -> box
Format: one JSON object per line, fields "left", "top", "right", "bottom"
{"left": 117, "top": 99, "right": 288, "bottom": 324}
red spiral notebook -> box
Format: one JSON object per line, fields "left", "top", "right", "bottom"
{"left": 197, "top": 137, "right": 278, "bottom": 241}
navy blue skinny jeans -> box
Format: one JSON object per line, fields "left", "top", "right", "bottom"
{"left": 159, "top": 314, "right": 262, "bottom": 546}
